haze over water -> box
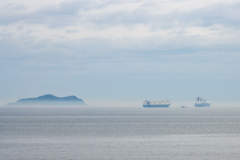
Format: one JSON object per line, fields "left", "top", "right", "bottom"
{"left": 1, "top": 105, "right": 240, "bottom": 160}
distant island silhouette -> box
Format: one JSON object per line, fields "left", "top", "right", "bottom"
{"left": 7, "top": 94, "right": 87, "bottom": 105}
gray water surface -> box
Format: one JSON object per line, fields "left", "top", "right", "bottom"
{"left": 0, "top": 106, "right": 240, "bottom": 160}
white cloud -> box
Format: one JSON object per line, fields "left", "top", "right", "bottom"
{"left": 0, "top": 0, "right": 240, "bottom": 80}
{"left": 1, "top": 0, "right": 240, "bottom": 28}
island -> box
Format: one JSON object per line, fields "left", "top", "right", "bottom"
{"left": 7, "top": 94, "right": 87, "bottom": 105}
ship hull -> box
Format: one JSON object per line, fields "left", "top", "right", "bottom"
{"left": 143, "top": 104, "right": 170, "bottom": 108}
{"left": 194, "top": 103, "right": 210, "bottom": 107}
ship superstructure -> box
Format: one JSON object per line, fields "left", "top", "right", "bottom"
{"left": 143, "top": 100, "right": 171, "bottom": 108}
{"left": 194, "top": 97, "right": 210, "bottom": 107}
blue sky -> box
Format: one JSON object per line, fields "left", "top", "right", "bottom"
{"left": 0, "top": 0, "right": 240, "bottom": 106}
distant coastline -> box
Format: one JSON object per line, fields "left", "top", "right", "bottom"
{"left": 7, "top": 94, "right": 87, "bottom": 106}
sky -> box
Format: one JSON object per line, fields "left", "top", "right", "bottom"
{"left": 0, "top": 0, "right": 240, "bottom": 106}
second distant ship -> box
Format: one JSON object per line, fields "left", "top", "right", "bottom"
{"left": 194, "top": 97, "right": 210, "bottom": 107}
{"left": 143, "top": 100, "right": 171, "bottom": 108}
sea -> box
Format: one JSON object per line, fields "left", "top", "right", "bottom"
{"left": 0, "top": 105, "right": 240, "bottom": 160}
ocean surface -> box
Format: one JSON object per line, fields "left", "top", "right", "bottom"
{"left": 0, "top": 106, "right": 240, "bottom": 160}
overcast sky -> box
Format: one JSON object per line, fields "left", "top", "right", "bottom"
{"left": 0, "top": 0, "right": 240, "bottom": 106}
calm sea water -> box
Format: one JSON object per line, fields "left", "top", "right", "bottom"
{"left": 0, "top": 106, "right": 240, "bottom": 160}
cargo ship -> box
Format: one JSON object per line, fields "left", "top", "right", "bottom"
{"left": 194, "top": 97, "right": 210, "bottom": 107}
{"left": 143, "top": 100, "right": 171, "bottom": 108}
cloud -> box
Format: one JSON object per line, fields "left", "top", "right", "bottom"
{"left": 1, "top": 0, "right": 240, "bottom": 29}
{"left": 181, "top": 2, "right": 240, "bottom": 27}
{"left": 0, "top": 0, "right": 240, "bottom": 79}
{"left": 65, "top": 29, "right": 78, "bottom": 33}
{"left": 1, "top": 31, "right": 240, "bottom": 81}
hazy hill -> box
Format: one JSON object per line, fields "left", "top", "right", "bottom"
{"left": 7, "top": 94, "right": 87, "bottom": 105}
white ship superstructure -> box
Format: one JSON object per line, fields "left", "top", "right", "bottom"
{"left": 194, "top": 97, "right": 210, "bottom": 107}
{"left": 143, "top": 100, "right": 171, "bottom": 108}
